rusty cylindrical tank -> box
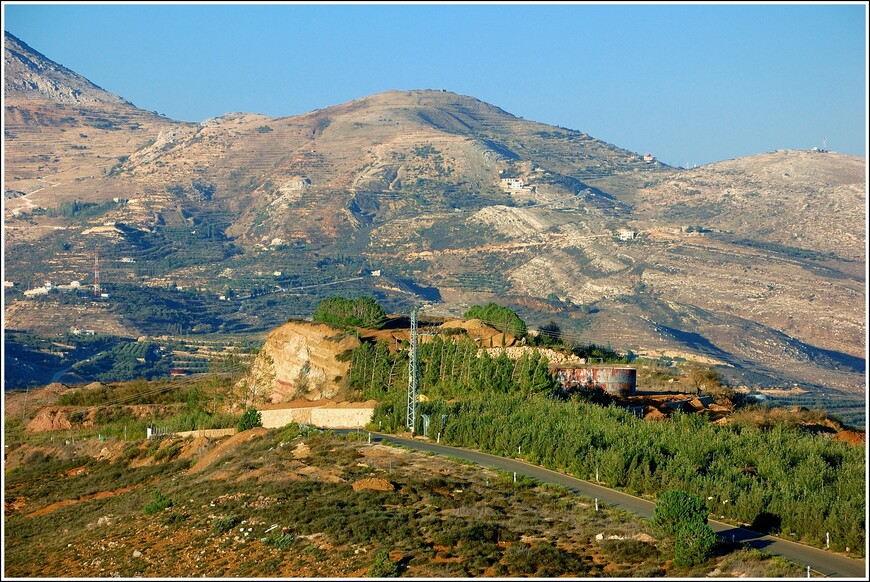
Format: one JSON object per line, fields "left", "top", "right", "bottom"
{"left": 551, "top": 365, "right": 637, "bottom": 396}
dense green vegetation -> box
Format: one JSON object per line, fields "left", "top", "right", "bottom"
{"left": 347, "top": 336, "right": 558, "bottom": 407}
{"left": 3, "top": 331, "right": 122, "bottom": 389}
{"left": 3, "top": 330, "right": 262, "bottom": 391}
{"left": 237, "top": 408, "right": 263, "bottom": 432}
{"left": 312, "top": 296, "right": 387, "bottom": 329}
{"left": 46, "top": 199, "right": 120, "bottom": 220}
{"left": 755, "top": 392, "right": 866, "bottom": 429}
{"left": 332, "top": 298, "right": 864, "bottom": 556}
{"left": 653, "top": 490, "right": 716, "bottom": 566}
{"left": 423, "top": 393, "right": 864, "bottom": 555}
{"left": 69, "top": 340, "right": 168, "bottom": 382}
{"left": 463, "top": 303, "right": 527, "bottom": 338}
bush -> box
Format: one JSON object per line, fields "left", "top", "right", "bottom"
{"left": 213, "top": 515, "right": 240, "bottom": 535}
{"left": 143, "top": 489, "right": 173, "bottom": 515}
{"left": 153, "top": 442, "right": 182, "bottom": 462}
{"left": 600, "top": 538, "right": 658, "bottom": 563}
{"left": 368, "top": 550, "right": 399, "bottom": 577}
{"left": 535, "top": 321, "right": 562, "bottom": 346}
{"left": 264, "top": 532, "right": 295, "bottom": 549}
{"left": 237, "top": 408, "right": 262, "bottom": 432}
{"left": 653, "top": 489, "right": 716, "bottom": 566}
{"left": 162, "top": 512, "right": 187, "bottom": 526}
{"left": 673, "top": 519, "right": 717, "bottom": 566}
{"left": 652, "top": 489, "right": 708, "bottom": 536}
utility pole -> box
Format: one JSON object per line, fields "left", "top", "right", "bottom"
{"left": 406, "top": 307, "right": 419, "bottom": 434}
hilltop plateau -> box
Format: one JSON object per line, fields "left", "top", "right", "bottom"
{"left": 3, "top": 31, "right": 866, "bottom": 412}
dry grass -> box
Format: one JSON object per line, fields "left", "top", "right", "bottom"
{"left": 4, "top": 427, "right": 808, "bottom": 578}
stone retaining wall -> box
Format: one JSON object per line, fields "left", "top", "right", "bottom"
{"left": 175, "top": 428, "right": 237, "bottom": 439}
{"left": 259, "top": 402, "right": 376, "bottom": 429}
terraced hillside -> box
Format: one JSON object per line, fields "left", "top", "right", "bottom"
{"left": 3, "top": 31, "right": 865, "bottom": 404}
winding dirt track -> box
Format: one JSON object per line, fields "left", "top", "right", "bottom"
{"left": 24, "top": 484, "right": 142, "bottom": 518}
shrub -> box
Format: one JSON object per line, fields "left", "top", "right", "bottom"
{"left": 501, "top": 541, "right": 589, "bottom": 577}
{"left": 600, "top": 538, "right": 658, "bottom": 563}
{"left": 368, "top": 550, "right": 399, "bottom": 577}
{"left": 143, "top": 489, "right": 173, "bottom": 515}
{"left": 263, "top": 532, "right": 295, "bottom": 549}
{"left": 237, "top": 408, "right": 262, "bottom": 432}
{"left": 153, "top": 441, "right": 182, "bottom": 462}
{"left": 212, "top": 515, "right": 240, "bottom": 535}
{"left": 673, "top": 519, "right": 717, "bottom": 566}
{"left": 652, "top": 489, "right": 708, "bottom": 536}
{"left": 162, "top": 512, "right": 187, "bottom": 526}
{"left": 463, "top": 302, "right": 527, "bottom": 338}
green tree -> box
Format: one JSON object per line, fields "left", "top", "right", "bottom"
{"left": 688, "top": 366, "right": 722, "bottom": 394}
{"left": 313, "top": 296, "right": 387, "bottom": 329}
{"left": 537, "top": 321, "right": 562, "bottom": 346}
{"left": 674, "top": 519, "right": 717, "bottom": 566}
{"left": 654, "top": 489, "right": 716, "bottom": 566}
{"left": 464, "top": 302, "right": 527, "bottom": 338}
{"left": 237, "top": 408, "right": 262, "bottom": 432}
{"left": 652, "top": 489, "right": 709, "bottom": 535}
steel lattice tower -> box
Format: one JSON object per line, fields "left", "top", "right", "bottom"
{"left": 93, "top": 250, "right": 101, "bottom": 297}
{"left": 406, "top": 307, "right": 419, "bottom": 433}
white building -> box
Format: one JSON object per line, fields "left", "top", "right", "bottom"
{"left": 24, "top": 281, "right": 54, "bottom": 296}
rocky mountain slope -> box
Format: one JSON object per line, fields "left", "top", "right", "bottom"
{"left": 3, "top": 31, "right": 865, "bottom": 399}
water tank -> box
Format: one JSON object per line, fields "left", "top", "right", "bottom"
{"left": 551, "top": 365, "right": 637, "bottom": 396}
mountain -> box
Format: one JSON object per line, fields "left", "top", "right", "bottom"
{"left": 3, "top": 32, "right": 866, "bottom": 406}
{"left": 4, "top": 31, "right": 131, "bottom": 106}
{"left": 4, "top": 31, "right": 181, "bottom": 215}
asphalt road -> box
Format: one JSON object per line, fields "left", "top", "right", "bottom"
{"left": 346, "top": 431, "right": 866, "bottom": 579}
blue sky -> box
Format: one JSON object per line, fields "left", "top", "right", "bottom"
{"left": 3, "top": 2, "right": 867, "bottom": 167}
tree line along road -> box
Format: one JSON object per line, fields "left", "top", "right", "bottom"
{"left": 337, "top": 430, "right": 867, "bottom": 579}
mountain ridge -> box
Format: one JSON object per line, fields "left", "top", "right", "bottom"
{"left": 3, "top": 31, "right": 865, "bottom": 403}
{"left": 4, "top": 31, "right": 133, "bottom": 107}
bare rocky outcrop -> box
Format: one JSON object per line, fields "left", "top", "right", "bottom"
{"left": 25, "top": 407, "right": 76, "bottom": 432}
{"left": 241, "top": 320, "right": 361, "bottom": 405}
{"left": 4, "top": 31, "right": 130, "bottom": 106}
{"left": 352, "top": 478, "right": 395, "bottom": 492}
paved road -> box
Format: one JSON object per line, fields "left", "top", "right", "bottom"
{"left": 50, "top": 365, "right": 75, "bottom": 384}
{"left": 350, "top": 431, "right": 866, "bottom": 579}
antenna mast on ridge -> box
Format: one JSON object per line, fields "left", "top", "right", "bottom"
{"left": 406, "top": 307, "right": 419, "bottom": 434}
{"left": 93, "top": 250, "right": 101, "bottom": 297}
